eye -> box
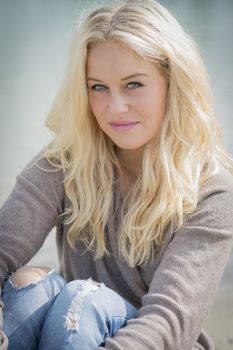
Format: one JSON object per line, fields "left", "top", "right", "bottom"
{"left": 89, "top": 84, "right": 107, "bottom": 91}
{"left": 127, "top": 82, "right": 144, "bottom": 89}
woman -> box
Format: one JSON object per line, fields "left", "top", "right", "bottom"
{"left": 1, "top": 0, "right": 233, "bottom": 349}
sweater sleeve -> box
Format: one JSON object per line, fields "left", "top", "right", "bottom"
{"left": 97, "top": 170, "right": 233, "bottom": 350}
{"left": 0, "top": 302, "right": 8, "bottom": 349}
{"left": 0, "top": 150, "right": 64, "bottom": 348}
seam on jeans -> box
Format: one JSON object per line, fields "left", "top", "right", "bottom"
{"left": 63, "top": 277, "right": 104, "bottom": 331}
{"left": 8, "top": 268, "right": 55, "bottom": 290}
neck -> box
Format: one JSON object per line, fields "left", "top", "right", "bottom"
{"left": 115, "top": 147, "right": 144, "bottom": 178}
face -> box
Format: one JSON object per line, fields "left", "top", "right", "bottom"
{"left": 86, "top": 41, "right": 168, "bottom": 152}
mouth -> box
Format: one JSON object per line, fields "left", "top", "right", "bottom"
{"left": 110, "top": 121, "right": 139, "bottom": 132}
{"left": 110, "top": 121, "right": 139, "bottom": 126}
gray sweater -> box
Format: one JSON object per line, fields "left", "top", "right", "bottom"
{"left": 1, "top": 151, "right": 233, "bottom": 350}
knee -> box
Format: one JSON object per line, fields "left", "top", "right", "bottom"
{"left": 62, "top": 279, "right": 103, "bottom": 308}
{"left": 11, "top": 266, "right": 52, "bottom": 287}
{"left": 62, "top": 279, "right": 104, "bottom": 330}
{"left": 65, "top": 279, "right": 102, "bottom": 295}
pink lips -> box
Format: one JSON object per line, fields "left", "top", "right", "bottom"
{"left": 110, "top": 121, "right": 139, "bottom": 131}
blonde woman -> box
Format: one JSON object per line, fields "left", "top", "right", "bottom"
{"left": 1, "top": 0, "right": 233, "bottom": 349}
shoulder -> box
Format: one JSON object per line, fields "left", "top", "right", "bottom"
{"left": 19, "top": 149, "right": 64, "bottom": 186}
{"left": 199, "top": 164, "right": 233, "bottom": 201}
{"left": 12, "top": 149, "right": 65, "bottom": 210}
{"left": 187, "top": 164, "right": 233, "bottom": 232}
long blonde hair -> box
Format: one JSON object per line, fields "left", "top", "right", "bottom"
{"left": 43, "top": 0, "right": 233, "bottom": 267}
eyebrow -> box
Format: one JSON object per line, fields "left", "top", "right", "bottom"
{"left": 86, "top": 73, "right": 149, "bottom": 82}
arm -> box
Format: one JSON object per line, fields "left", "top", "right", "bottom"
{"left": 0, "top": 151, "right": 64, "bottom": 283}
{"left": 0, "top": 302, "right": 8, "bottom": 349}
{"left": 97, "top": 170, "right": 233, "bottom": 350}
{"left": 0, "top": 151, "right": 64, "bottom": 348}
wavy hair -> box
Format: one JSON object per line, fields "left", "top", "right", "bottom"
{"left": 43, "top": 0, "right": 233, "bottom": 267}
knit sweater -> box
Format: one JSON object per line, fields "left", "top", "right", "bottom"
{"left": 1, "top": 151, "right": 233, "bottom": 350}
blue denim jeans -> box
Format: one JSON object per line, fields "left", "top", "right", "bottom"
{"left": 2, "top": 269, "right": 137, "bottom": 349}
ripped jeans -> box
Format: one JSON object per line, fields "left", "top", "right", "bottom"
{"left": 1, "top": 269, "right": 137, "bottom": 349}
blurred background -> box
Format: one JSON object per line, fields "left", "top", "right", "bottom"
{"left": 0, "top": 0, "right": 232, "bottom": 348}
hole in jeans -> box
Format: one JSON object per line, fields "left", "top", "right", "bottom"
{"left": 63, "top": 278, "right": 104, "bottom": 331}
{"left": 9, "top": 267, "right": 54, "bottom": 290}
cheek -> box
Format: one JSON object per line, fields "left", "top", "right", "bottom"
{"left": 147, "top": 89, "right": 167, "bottom": 120}
{"left": 89, "top": 94, "right": 106, "bottom": 120}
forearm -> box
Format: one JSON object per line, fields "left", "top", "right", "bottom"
{"left": 0, "top": 300, "right": 8, "bottom": 350}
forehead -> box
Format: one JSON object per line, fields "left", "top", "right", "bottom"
{"left": 86, "top": 41, "right": 154, "bottom": 76}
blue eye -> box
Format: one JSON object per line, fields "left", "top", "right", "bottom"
{"left": 127, "top": 82, "right": 143, "bottom": 89}
{"left": 90, "top": 84, "right": 107, "bottom": 91}
{"left": 89, "top": 82, "right": 143, "bottom": 91}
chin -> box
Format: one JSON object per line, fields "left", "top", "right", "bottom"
{"left": 113, "top": 142, "right": 145, "bottom": 151}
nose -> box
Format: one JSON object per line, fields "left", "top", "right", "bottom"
{"left": 108, "top": 91, "right": 129, "bottom": 115}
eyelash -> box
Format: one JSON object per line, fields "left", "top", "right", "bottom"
{"left": 89, "top": 82, "right": 144, "bottom": 91}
